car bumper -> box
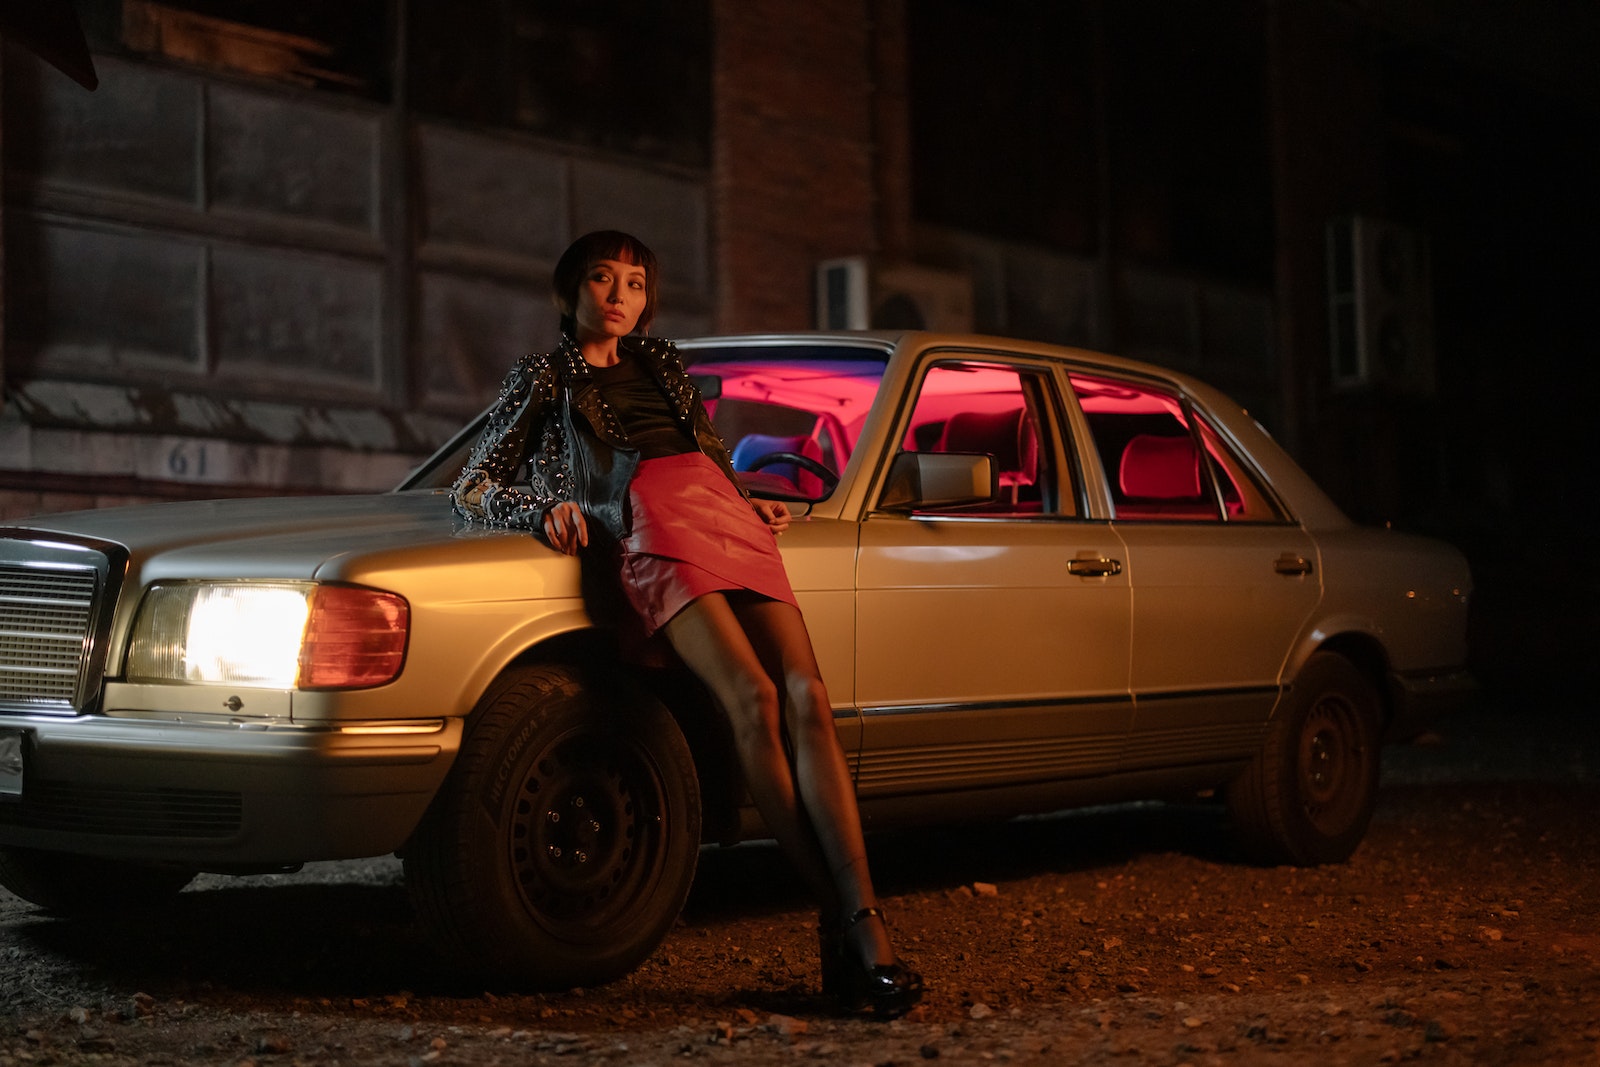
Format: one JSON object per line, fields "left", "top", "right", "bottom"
{"left": 1386, "top": 667, "right": 1479, "bottom": 742}
{"left": 0, "top": 712, "right": 461, "bottom": 867}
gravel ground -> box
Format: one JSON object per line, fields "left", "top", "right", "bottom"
{"left": 3, "top": 694, "right": 1597, "bottom": 1066}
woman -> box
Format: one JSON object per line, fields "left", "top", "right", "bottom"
{"left": 452, "top": 231, "right": 923, "bottom": 1017}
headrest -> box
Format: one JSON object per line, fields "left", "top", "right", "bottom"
{"left": 938, "top": 408, "right": 1035, "bottom": 478}
{"left": 1119, "top": 433, "right": 1200, "bottom": 499}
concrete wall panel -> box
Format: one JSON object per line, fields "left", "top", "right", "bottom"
{"left": 418, "top": 125, "right": 567, "bottom": 262}
{"left": 16, "top": 56, "right": 199, "bottom": 204}
{"left": 418, "top": 269, "right": 552, "bottom": 406}
{"left": 7, "top": 220, "right": 203, "bottom": 374}
{"left": 208, "top": 85, "right": 380, "bottom": 233}
{"left": 210, "top": 245, "right": 381, "bottom": 388}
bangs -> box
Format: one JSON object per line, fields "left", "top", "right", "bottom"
{"left": 568, "top": 230, "right": 658, "bottom": 277}
{"left": 589, "top": 233, "right": 653, "bottom": 270}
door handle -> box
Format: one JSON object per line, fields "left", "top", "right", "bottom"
{"left": 1274, "top": 553, "right": 1313, "bottom": 576}
{"left": 1067, "top": 556, "right": 1123, "bottom": 577}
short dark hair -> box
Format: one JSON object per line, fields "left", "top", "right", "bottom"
{"left": 551, "top": 230, "right": 660, "bottom": 336}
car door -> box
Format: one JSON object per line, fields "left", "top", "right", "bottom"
{"left": 853, "top": 355, "right": 1133, "bottom": 815}
{"left": 1066, "top": 371, "right": 1322, "bottom": 772}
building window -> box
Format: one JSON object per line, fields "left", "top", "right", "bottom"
{"left": 75, "top": 1, "right": 714, "bottom": 170}
{"left": 409, "top": 0, "right": 711, "bottom": 169}
{"left": 81, "top": 0, "right": 390, "bottom": 100}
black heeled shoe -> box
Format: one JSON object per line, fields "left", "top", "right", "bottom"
{"left": 826, "top": 906, "right": 924, "bottom": 1018}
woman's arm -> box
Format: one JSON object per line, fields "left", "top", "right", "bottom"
{"left": 451, "top": 355, "right": 567, "bottom": 533}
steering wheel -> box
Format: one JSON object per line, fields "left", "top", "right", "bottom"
{"left": 747, "top": 451, "right": 839, "bottom": 494}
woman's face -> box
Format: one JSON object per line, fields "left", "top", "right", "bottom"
{"left": 571, "top": 257, "right": 649, "bottom": 342}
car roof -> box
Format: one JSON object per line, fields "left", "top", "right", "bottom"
{"left": 680, "top": 329, "right": 1195, "bottom": 385}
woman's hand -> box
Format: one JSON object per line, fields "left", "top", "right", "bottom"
{"left": 752, "top": 498, "right": 792, "bottom": 536}
{"left": 542, "top": 501, "right": 589, "bottom": 555}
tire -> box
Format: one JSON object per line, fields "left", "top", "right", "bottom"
{"left": 404, "top": 663, "right": 701, "bottom": 988}
{"left": 1226, "top": 652, "right": 1381, "bottom": 866}
{"left": 0, "top": 847, "right": 195, "bottom": 914}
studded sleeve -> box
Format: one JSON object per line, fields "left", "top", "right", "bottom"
{"left": 450, "top": 354, "right": 569, "bottom": 531}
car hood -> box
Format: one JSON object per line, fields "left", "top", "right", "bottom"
{"left": 6, "top": 489, "right": 543, "bottom": 584}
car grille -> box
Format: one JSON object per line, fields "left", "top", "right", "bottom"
{"left": 0, "top": 563, "right": 99, "bottom": 713}
{"left": 0, "top": 533, "right": 121, "bottom": 717}
{"left": 0, "top": 780, "right": 243, "bottom": 839}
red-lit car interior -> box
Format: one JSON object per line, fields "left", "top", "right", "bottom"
{"left": 687, "top": 348, "right": 1280, "bottom": 520}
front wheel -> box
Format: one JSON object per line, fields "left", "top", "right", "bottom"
{"left": 1226, "top": 652, "right": 1381, "bottom": 865}
{"left": 404, "top": 663, "right": 701, "bottom": 988}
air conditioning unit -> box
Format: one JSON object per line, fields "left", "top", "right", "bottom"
{"left": 1327, "top": 216, "right": 1435, "bottom": 395}
{"left": 815, "top": 257, "right": 973, "bottom": 332}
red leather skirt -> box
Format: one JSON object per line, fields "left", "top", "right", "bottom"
{"left": 616, "top": 452, "right": 798, "bottom": 636}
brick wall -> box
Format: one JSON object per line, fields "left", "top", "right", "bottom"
{"left": 711, "top": 0, "right": 896, "bottom": 332}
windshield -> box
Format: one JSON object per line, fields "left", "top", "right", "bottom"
{"left": 397, "top": 341, "right": 892, "bottom": 502}
{"left": 686, "top": 343, "right": 889, "bottom": 501}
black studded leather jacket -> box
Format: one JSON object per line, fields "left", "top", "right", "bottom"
{"left": 451, "top": 334, "right": 747, "bottom": 541}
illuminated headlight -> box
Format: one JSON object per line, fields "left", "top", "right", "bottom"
{"left": 126, "top": 582, "right": 409, "bottom": 689}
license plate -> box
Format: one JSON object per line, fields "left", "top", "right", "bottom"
{"left": 0, "top": 729, "right": 23, "bottom": 799}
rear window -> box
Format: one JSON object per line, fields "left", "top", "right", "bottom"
{"left": 1069, "top": 372, "right": 1285, "bottom": 523}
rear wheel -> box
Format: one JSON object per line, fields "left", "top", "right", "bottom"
{"left": 404, "top": 663, "right": 700, "bottom": 988}
{"left": 1226, "top": 652, "right": 1381, "bottom": 865}
{"left": 0, "top": 847, "right": 194, "bottom": 914}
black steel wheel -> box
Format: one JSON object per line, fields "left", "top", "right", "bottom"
{"left": 405, "top": 663, "right": 700, "bottom": 988}
{"left": 1226, "top": 652, "right": 1381, "bottom": 865}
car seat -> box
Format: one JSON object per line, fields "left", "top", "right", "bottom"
{"left": 936, "top": 407, "right": 1039, "bottom": 505}
{"left": 1117, "top": 433, "right": 1214, "bottom": 519}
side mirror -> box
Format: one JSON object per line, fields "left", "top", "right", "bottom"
{"left": 879, "top": 451, "right": 996, "bottom": 511}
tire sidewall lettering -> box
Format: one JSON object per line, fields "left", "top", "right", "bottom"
{"left": 488, "top": 701, "right": 552, "bottom": 813}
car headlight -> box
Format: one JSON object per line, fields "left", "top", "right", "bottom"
{"left": 126, "top": 582, "right": 409, "bottom": 690}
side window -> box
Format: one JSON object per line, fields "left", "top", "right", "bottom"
{"left": 1195, "top": 416, "right": 1288, "bottom": 522}
{"left": 1068, "top": 373, "right": 1285, "bottom": 523}
{"left": 900, "top": 361, "right": 1063, "bottom": 516}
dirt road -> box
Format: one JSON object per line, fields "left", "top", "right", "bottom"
{"left": 3, "top": 697, "right": 1597, "bottom": 1065}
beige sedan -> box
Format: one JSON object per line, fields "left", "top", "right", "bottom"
{"left": 0, "top": 331, "right": 1473, "bottom": 988}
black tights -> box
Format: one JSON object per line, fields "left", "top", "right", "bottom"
{"left": 663, "top": 592, "right": 895, "bottom": 965}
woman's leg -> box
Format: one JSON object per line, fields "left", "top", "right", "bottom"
{"left": 663, "top": 593, "right": 896, "bottom": 967}
{"left": 725, "top": 596, "right": 897, "bottom": 967}
{"left": 661, "top": 593, "right": 838, "bottom": 914}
